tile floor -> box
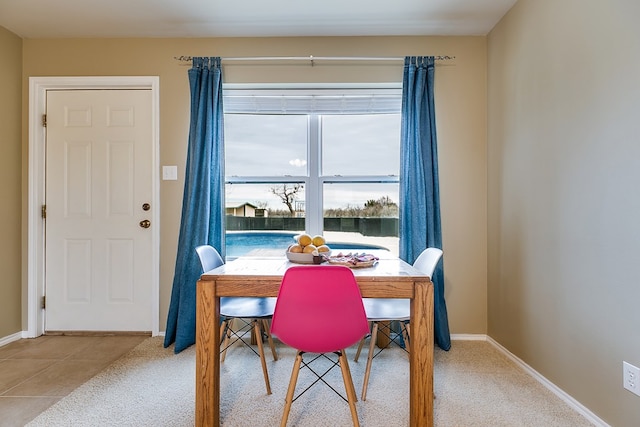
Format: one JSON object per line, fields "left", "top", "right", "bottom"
{"left": 0, "top": 335, "right": 147, "bottom": 427}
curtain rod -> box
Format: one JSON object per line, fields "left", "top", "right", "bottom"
{"left": 174, "top": 55, "right": 455, "bottom": 65}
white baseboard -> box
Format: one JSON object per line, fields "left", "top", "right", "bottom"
{"left": 485, "top": 336, "right": 610, "bottom": 427}
{"left": 0, "top": 331, "right": 25, "bottom": 348}
{"left": 450, "top": 333, "right": 487, "bottom": 341}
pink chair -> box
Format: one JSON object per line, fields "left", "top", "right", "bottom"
{"left": 270, "top": 265, "right": 369, "bottom": 427}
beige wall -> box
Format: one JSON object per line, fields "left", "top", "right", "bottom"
{"left": 488, "top": 0, "right": 640, "bottom": 425}
{"left": 19, "top": 37, "right": 488, "bottom": 338}
{"left": 0, "top": 26, "right": 22, "bottom": 338}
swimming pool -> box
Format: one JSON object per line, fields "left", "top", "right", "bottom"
{"left": 225, "top": 231, "right": 298, "bottom": 257}
{"left": 225, "top": 231, "right": 388, "bottom": 258}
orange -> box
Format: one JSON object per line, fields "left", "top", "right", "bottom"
{"left": 297, "top": 234, "right": 312, "bottom": 246}
{"left": 288, "top": 244, "right": 303, "bottom": 253}
{"left": 312, "top": 235, "right": 326, "bottom": 246}
{"left": 302, "top": 244, "right": 317, "bottom": 253}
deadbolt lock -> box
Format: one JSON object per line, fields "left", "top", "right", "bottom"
{"left": 142, "top": 203, "right": 150, "bottom": 211}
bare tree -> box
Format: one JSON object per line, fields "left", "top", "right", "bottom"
{"left": 270, "top": 184, "right": 302, "bottom": 216}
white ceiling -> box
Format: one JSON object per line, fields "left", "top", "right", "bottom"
{"left": 0, "top": 0, "right": 517, "bottom": 39}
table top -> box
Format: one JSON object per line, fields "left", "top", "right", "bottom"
{"left": 202, "top": 250, "right": 424, "bottom": 277}
{"left": 199, "top": 250, "right": 430, "bottom": 299}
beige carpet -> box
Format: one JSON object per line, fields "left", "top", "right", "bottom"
{"left": 27, "top": 337, "right": 594, "bottom": 426}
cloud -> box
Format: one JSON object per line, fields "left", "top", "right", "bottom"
{"left": 289, "top": 158, "right": 307, "bottom": 168}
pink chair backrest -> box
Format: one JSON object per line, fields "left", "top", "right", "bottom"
{"left": 270, "top": 265, "right": 369, "bottom": 354}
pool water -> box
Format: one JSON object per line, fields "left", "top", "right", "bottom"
{"left": 225, "top": 231, "right": 298, "bottom": 258}
{"left": 225, "top": 231, "right": 387, "bottom": 258}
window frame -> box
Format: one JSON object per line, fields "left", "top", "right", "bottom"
{"left": 223, "top": 84, "right": 401, "bottom": 237}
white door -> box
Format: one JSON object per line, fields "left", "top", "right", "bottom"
{"left": 45, "top": 89, "right": 153, "bottom": 332}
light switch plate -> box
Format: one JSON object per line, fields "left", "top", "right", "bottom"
{"left": 162, "top": 165, "right": 178, "bottom": 181}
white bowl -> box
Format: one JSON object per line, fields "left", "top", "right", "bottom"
{"left": 286, "top": 251, "right": 317, "bottom": 264}
{"left": 285, "top": 245, "right": 331, "bottom": 264}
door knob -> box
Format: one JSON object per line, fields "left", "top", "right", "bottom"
{"left": 139, "top": 219, "right": 151, "bottom": 228}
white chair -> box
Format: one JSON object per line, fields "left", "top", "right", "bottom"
{"left": 195, "top": 245, "right": 278, "bottom": 394}
{"left": 354, "top": 247, "right": 443, "bottom": 400}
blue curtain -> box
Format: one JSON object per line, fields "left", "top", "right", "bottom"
{"left": 164, "top": 57, "right": 226, "bottom": 353}
{"left": 399, "top": 56, "right": 451, "bottom": 351}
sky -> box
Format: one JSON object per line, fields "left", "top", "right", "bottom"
{"left": 224, "top": 113, "right": 401, "bottom": 211}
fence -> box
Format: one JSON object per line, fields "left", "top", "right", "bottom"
{"left": 226, "top": 216, "right": 398, "bottom": 237}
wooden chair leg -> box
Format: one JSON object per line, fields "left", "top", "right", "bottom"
{"left": 354, "top": 321, "right": 372, "bottom": 362}
{"left": 262, "top": 319, "right": 278, "bottom": 361}
{"left": 281, "top": 351, "right": 303, "bottom": 427}
{"left": 338, "top": 350, "right": 361, "bottom": 427}
{"left": 354, "top": 337, "right": 365, "bottom": 362}
{"left": 341, "top": 349, "right": 358, "bottom": 403}
{"left": 361, "top": 322, "right": 378, "bottom": 401}
{"left": 220, "top": 318, "right": 233, "bottom": 362}
{"left": 253, "top": 319, "right": 272, "bottom": 395}
{"left": 401, "top": 322, "right": 410, "bottom": 353}
{"left": 219, "top": 319, "right": 227, "bottom": 346}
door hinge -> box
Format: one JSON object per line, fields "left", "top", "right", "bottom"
{"left": 42, "top": 114, "right": 47, "bottom": 127}
{"left": 41, "top": 296, "right": 46, "bottom": 309}
{"left": 41, "top": 204, "right": 46, "bottom": 219}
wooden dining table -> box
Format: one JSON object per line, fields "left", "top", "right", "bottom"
{"left": 195, "top": 250, "right": 434, "bottom": 426}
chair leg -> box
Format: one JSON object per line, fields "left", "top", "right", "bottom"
{"left": 252, "top": 319, "right": 272, "bottom": 395}
{"left": 354, "top": 321, "right": 372, "bottom": 362}
{"left": 361, "top": 322, "right": 379, "bottom": 401}
{"left": 281, "top": 351, "right": 303, "bottom": 427}
{"left": 219, "top": 319, "right": 227, "bottom": 347}
{"left": 341, "top": 349, "right": 358, "bottom": 403}
{"left": 220, "top": 318, "right": 234, "bottom": 363}
{"left": 354, "top": 337, "right": 365, "bottom": 362}
{"left": 262, "top": 319, "right": 278, "bottom": 361}
{"left": 401, "top": 322, "right": 410, "bottom": 352}
{"left": 338, "top": 350, "right": 361, "bottom": 427}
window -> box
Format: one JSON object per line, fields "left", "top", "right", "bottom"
{"left": 224, "top": 87, "right": 401, "bottom": 256}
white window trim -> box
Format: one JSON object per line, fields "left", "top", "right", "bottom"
{"left": 223, "top": 84, "right": 401, "bottom": 237}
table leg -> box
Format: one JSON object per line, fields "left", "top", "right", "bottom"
{"left": 409, "top": 279, "right": 434, "bottom": 427}
{"left": 375, "top": 321, "right": 392, "bottom": 348}
{"left": 196, "top": 279, "right": 221, "bottom": 427}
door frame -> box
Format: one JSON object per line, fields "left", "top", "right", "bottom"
{"left": 27, "top": 76, "right": 161, "bottom": 337}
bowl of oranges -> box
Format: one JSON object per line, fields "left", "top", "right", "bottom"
{"left": 286, "top": 234, "right": 331, "bottom": 264}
